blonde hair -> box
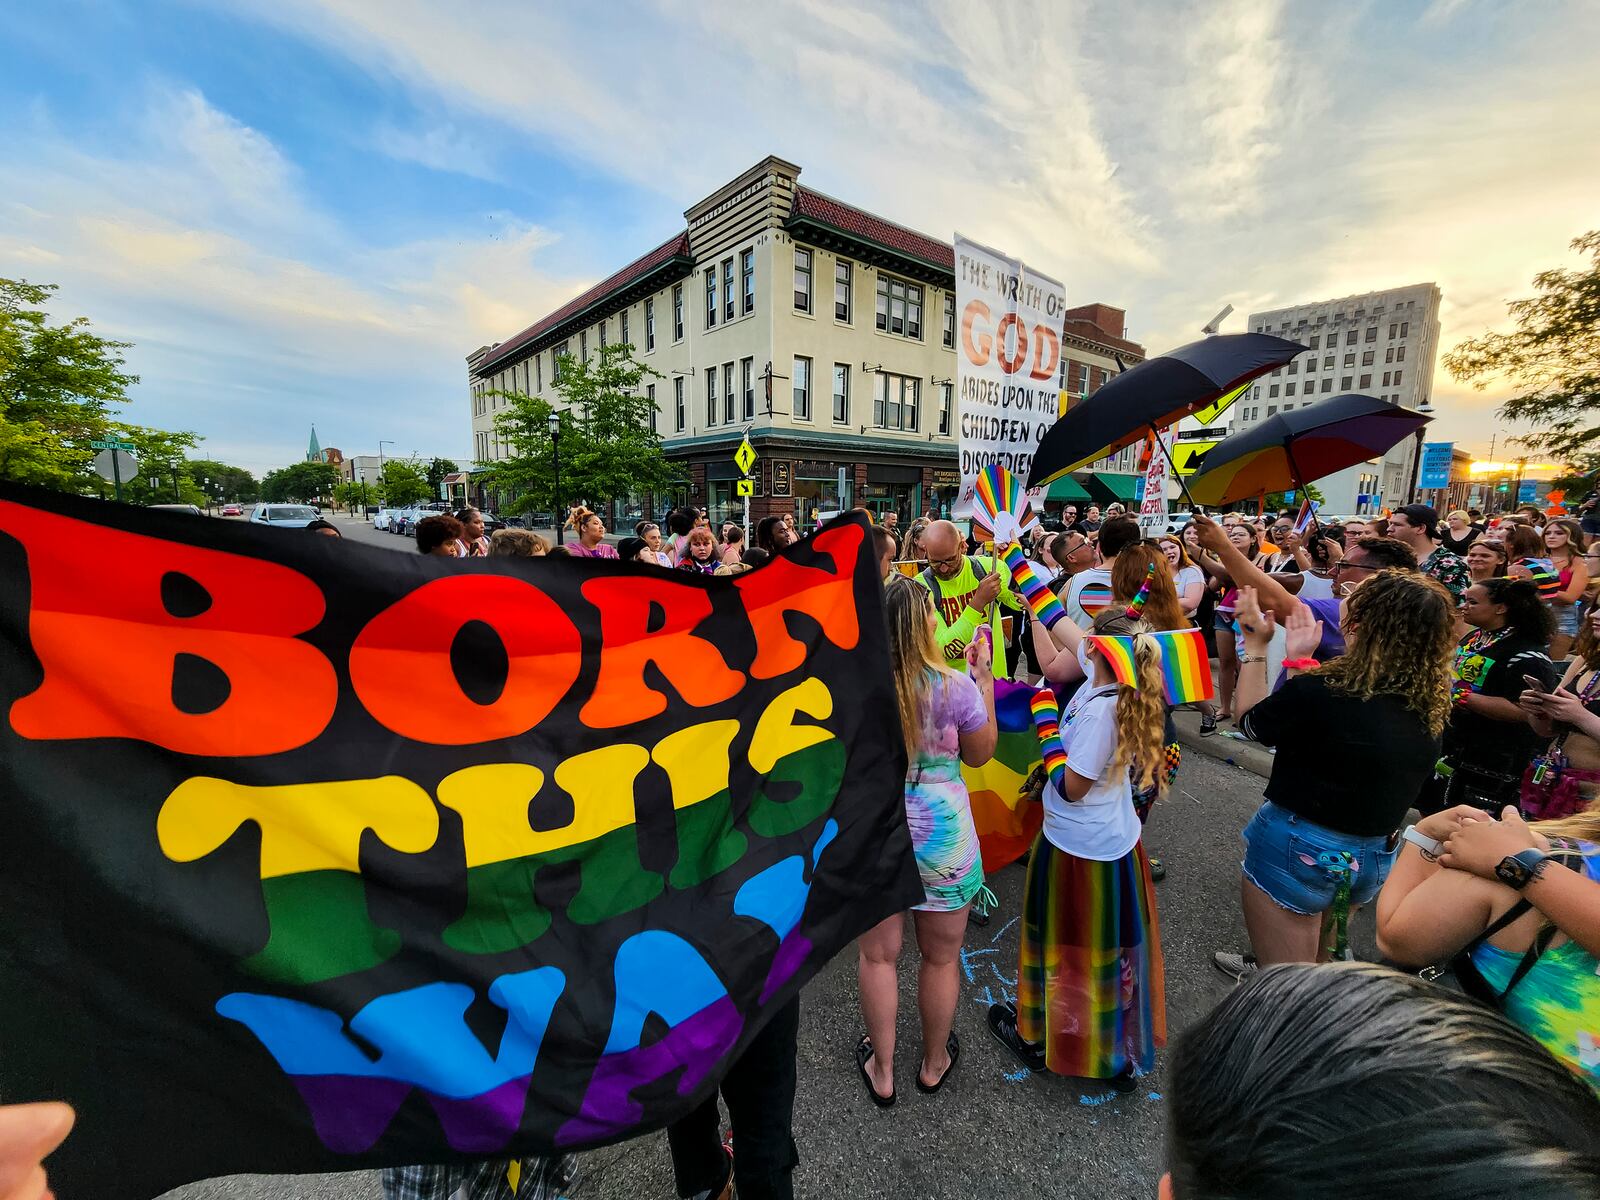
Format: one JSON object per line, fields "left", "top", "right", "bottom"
{"left": 883, "top": 577, "right": 960, "bottom": 754}
{"left": 490, "top": 528, "right": 548, "bottom": 556}
{"left": 1535, "top": 800, "right": 1600, "bottom": 846}
{"left": 1447, "top": 509, "right": 1470, "bottom": 524}
{"left": 1089, "top": 609, "right": 1168, "bottom": 795}
{"left": 1312, "top": 570, "right": 1455, "bottom": 736}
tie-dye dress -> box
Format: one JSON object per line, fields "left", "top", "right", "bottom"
{"left": 1470, "top": 838, "right": 1600, "bottom": 1091}
{"left": 904, "top": 669, "right": 989, "bottom": 912}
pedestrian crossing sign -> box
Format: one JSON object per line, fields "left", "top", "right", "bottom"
{"left": 734, "top": 437, "right": 757, "bottom": 475}
{"left": 736, "top": 478, "right": 754, "bottom": 497}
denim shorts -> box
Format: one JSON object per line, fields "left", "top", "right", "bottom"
{"left": 1554, "top": 603, "right": 1584, "bottom": 638}
{"left": 1241, "top": 801, "right": 1395, "bottom": 915}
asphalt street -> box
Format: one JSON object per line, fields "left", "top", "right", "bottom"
{"left": 163, "top": 515, "right": 1371, "bottom": 1200}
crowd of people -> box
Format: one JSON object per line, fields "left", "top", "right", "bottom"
{"left": 12, "top": 495, "right": 1600, "bottom": 1200}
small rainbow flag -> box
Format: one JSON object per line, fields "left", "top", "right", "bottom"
{"left": 1087, "top": 627, "right": 1215, "bottom": 705}
{"left": 1002, "top": 543, "right": 1066, "bottom": 629}
{"left": 1028, "top": 687, "right": 1067, "bottom": 792}
{"left": 1292, "top": 497, "right": 1320, "bottom": 535}
{"left": 971, "top": 463, "right": 1038, "bottom": 539}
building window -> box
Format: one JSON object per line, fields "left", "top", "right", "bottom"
{"left": 705, "top": 367, "right": 717, "bottom": 425}
{"left": 1362, "top": 350, "right": 1374, "bottom": 366}
{"left": 579, "top": 331, "right": 588, "bottom": 362}
{"left": 1341, "top": 375, "right": 1352, "bottom": 389}
{"left": 1365, "top": 326, "right": 1377, "bottom": 342}
{"left": 723, "top": 362, "right": 736, "bottom": 424}
{"left": 1343, "top": 352, "right": 1356, "bottom": 368}
{"left": 832, "top": 363, "right": 849, "bottom": 423}
{"left": 942, "top": 293, "right": 956, "bottom": 348}
{"left": 1286, "top": 382, "right": 1296, "bottom": 396}
{"left": 598, "top": 320, "right": 607, "bottom": 351}
{"left": 723, "top": 258, "right": 735, "bottom": 323}
{"left": 647, "top": 382, "right": 656, "bottom": 433}
{"left": 1321, "top": 378, "right": 1332, "bottom": 392}
{"left": 1395, "top": 345, "right": 1405, "bottom": 362}
{"left": 794, "top": 247, "right": 812, "bottom": 313}
{"left": 1267, "top": 405, "right": 1277, "bottom": 416}
{"left": 1287, "top": 360, "right": 1297, "bottom": 374}
{"left": 1309, "top": 335, "right": 1320, "bottom": 350}
{"left": 644, "top": 299, "right": 656, "bottom": 352}
{"left": 1394, "top": 370, "right": 1403, "bottom": 385}
{"left": 1399, "top": 321, "right": 1409, "bottom": 337}
{"left": 834, "top": 259, "right": 852, "bottom": 323}
{"left": 1346, "top": 330, "right": 1357, "bottom": 346}
{"left": 673, "top": 284, "right": 684, "bottom": 341}
{"left": 874, "top": 372, "right": 920, "bottom": 431}
{"left": 1385, "top": 347, "right": 1394, "bottom": 363}
{"left": 1079, "top": 364, "right": 1091, "bottom": 396}
{"left": 741, "top": 249, "right": 755, "bottom": 315}
{"left": 1268, "top": 384, "right": 1280, "bottom": 397}
{"left": 793, "top": 356, "right": 812, "bottom": 420}
{"left": 553, "top": 341, "right": 568, "bottom": 383}
{"left": 705, "top": 268, "right": 717, "bottom": 329}
{"left": 742, "top": 357, "right": 754, "bottom": 420}
{"left": 1359, "top": 374, "right": 1371, "bottom": 388}
{"left": 939, "top": 382, "right": 952, "bottom": 435}
{"left": 535, "top": 354, "right": 543, "bottom": 392}
{"left": 1323, "top": 355, "right": 1334, "bottom": 370}
{"left": 674, "top": 376, "right": 685, "bottom": 431}
{"left": 1389, "top": 322, "right": 1398, "bottom": 339}
{"left": 875, "top": 275, "right": 923, "bottom": 339}
{"left": 620, "top": 310, "right": 630, "bottom": 348}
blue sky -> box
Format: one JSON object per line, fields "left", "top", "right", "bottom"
{"left": 3, "top": 0, "right": 1597, "bottom": 475}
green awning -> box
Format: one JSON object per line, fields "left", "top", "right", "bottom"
{"left": 1087, "top": 472, "right": 1141, "bottom": 503}
{"left": 1045, "top": 476, "right": 1091, "bottom": 502}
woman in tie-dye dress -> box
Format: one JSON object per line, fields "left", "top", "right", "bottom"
{"left": 854, "top": 578, "right": 996, "bottom": 1107}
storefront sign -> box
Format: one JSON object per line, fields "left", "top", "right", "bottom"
{"left": 771, "top": 461, "right": 792, "bottom": 497}
{"left": 953, "top": 234, "right": 1064, "bottom": 520}
{"left": 929, "top": 469, "right": 961, "bottom": 487}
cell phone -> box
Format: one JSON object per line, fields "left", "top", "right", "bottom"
{"left": 1522, "top": 674, "right": 1550, "bottom": 694}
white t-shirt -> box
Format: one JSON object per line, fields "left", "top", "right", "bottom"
{"left": 1172, "top": 564, "right": 1205, "bottom": 611}
{"left": 1297, "top": 571, "right": 1336, "bottom": 601}
{"left": 1063, "top": 567, "right": 1116, "bottom": 631}
{"left": 1042, "top": 683, "right": 1141, "bottom": 861}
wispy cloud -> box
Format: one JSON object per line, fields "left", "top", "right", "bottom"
{"left": 372, "top": 119, "right": 500, "bottom": 182}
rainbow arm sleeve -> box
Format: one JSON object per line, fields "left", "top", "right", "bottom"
{"left": 1028, "top": 686, "right": 1068, "bottom": 793}
{"left": 1002, "top": 543, "right": 1067, "bottom": 630}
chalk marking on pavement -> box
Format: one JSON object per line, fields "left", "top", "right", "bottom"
{"left": 989, "top": 963, "right": 1016, "bottom": 986}
{"left": 959, "top": 945, "right": 998, "bottom": 983}
{"left": 1003, "top": 1068, "right": 1031, "bottom": 1083}
{"left": 1078, "top": 1093, "right": 1116, "bottom": 1107}
{"left": 989, "top": 916, "right": 1020, "bottom": 944}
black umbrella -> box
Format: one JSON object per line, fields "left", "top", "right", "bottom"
{"left": 1025, "top": 333, "right": 1307, "bottom": 501}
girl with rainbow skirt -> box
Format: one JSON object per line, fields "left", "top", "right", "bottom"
{"left": 988, "top": 604, "right": 1169, "bottom": 1091}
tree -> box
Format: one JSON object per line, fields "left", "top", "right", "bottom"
{"left": 0, "top": 278, "right": 138, "bottom": 487}
{"left": 333, "top": 479, "right": 375, "bottom": 514}
{"left": 109, "top": 424, "right": 202, "bottom": 506}
{"left": 488, "top": 342, "right": 679, "bottom": 515}
{"left": 185, "top": 459, "right": 259, "bottom": 505}
{"left": 378, "top": 458, "right": 430, "bottom": 507}
{"left": 261, "top": 460, "right": 340, "bottom": 503}
{"left": 1445, "top": 230, "right": 1600, "bottom": 484}
{"left": 425, "top": 457, "right": 458, "bottom": 494}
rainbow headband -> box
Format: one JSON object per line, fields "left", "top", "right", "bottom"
{"left": 1086, "top": 627, "right": 1215, "bottom": 705}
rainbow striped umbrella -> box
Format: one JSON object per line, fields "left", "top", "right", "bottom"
{"left": 1186, "top": 393, "right": 1431, "bottom": 507}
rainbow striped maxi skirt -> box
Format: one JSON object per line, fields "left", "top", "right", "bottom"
{"left": 1015, "top": 833, "right": 1166, "bottom": 1079}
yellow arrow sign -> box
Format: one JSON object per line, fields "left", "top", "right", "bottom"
{"left": 1170, "top": 440, "right": 1220, "bottom": 476}
{"left": 1190, "top": 380, "right": 1249, "bottom": 427}
{"left": 736, "top": 478, "right": 754, "bottom": 497}
{"left": 734, "top": 436, "right": 757, "bottom": 475}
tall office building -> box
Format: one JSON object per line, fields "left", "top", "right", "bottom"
{"left": 1235, "top": 283, "right": 1441, "bottom": 513}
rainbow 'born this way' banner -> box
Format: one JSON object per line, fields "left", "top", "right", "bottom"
{"left": 0, "top": 488, "right": 920, "bottom": 1200}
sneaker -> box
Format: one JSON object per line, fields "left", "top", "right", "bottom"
{"left": 986, "top": 1002, "right": 1047, "bottom": 1072}
{"left": 1148, "top": 856, "right": 1166, "bottom": 882}
{"left": 1211, "top": 950, "right": 1258, "bottom": 982}
{"left": 1109, "top": 1066, "right": 1138, "bottom": 1094}
{"left": 1199, "top": 713, "right": 1218, "bottom": 737}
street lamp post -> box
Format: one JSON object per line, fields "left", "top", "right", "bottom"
{"left": 1406, "top": 400, "right": 1435, "bottom": 503}
{"left": 549, "top": 412, "right": 563, "bottom": 546}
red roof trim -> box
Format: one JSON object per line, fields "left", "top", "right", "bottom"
{"left": 789, "top": 187, "right": 954, "bottom": 271}
{"left": 479, "top": 231, "right": 691, "bottom": 374}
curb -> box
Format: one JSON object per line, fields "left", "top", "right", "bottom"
{"left": 1172, "top": 709, "right": 1273, "bottom": 780}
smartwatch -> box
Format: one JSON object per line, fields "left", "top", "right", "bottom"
{"left": 1494, "top": 848, "right": 1551, "bottom": 890}
{"left": 1401, "top": 826, "right": 1443, "bottom": 860}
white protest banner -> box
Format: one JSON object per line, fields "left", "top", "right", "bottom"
{"left": 1137, "top": 429, "right": 1171, "bottom": 535}
{"left": 954, "top": 234, "right": 1065, "bottom": 520}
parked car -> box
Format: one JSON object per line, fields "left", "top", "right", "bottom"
{"left": 480, "top": 511, "right": 510, "bottom": 534}
{"left": 373, "top": 508, "right": 395, "bottom": 531}
{"left": 249, "top": 504, "right": 319, "bottom": 529}
{"left": 149, "top": 503, "right": 202, "bottom": 516}
{"left": 221, "top": 503, "right": 243, "bottom": 517}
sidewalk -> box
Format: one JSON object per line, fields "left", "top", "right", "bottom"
{"left": 1172, "top": 708, "right": 1274, "bottom": 780}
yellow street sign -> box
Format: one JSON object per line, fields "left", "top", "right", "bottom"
{"left": 736, "top": 478, "right": 754, "bottom": 497}
{"left": 1170, "top": 439, "right": 1220, "bottom": 476}
{"left": 1191, "top": 380, "right": 1249, "bottom": 427}
{"left": 734, "top": 437, "right": 757, "bottom": 475}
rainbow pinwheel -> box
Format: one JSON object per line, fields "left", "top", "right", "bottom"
{"left": 970, "top": 463, "right": 1038, "bottom": 546}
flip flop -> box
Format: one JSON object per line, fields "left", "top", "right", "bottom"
{"left": 855, "top": 1034, "right": 896, "bottom": 1108}
{"left": 915, "top": 1031, "right": 960, "bottom": 1095}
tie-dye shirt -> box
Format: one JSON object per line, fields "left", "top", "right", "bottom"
{"left": 902, "top": 670, "right": 988, "bottom": 912}
{"left": 1470, "top": 839, "right": 1600, "bottom": 1091}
